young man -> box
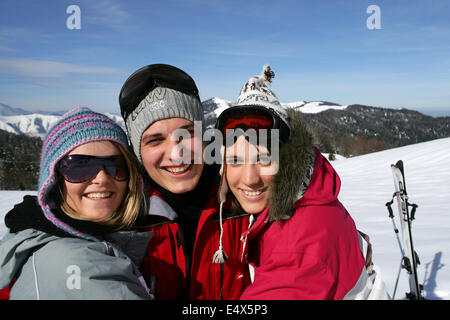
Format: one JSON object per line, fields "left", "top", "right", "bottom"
{"left": 119, "top": 64, "right": 251, "bottom": 300}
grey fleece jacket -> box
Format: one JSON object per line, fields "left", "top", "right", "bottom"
{"left": 0, "top": 228, "right": 153, "bottom": 300}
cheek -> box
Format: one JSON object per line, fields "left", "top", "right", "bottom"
{"left": 116, "top": 181, "right": 128, "bottom": 198}
{"left": 225, "top": 166, "right": 241, "bottom": 189}
{"left": 62, "top": 182, "right": 85, "bottom": 205}
{"left": 261, "top": 172, "right": 274, "bottom": 187}
{"left": 141, "top": 146, "right": 163, "bottom": 170}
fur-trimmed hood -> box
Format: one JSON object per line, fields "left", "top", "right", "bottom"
{"left": 268, "top": 109, "right": 315, "bottom": 221}
{"left": 268, "top": 109, "right": 341, "bottom": 222}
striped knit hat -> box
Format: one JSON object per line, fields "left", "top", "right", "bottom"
{"left": 38, "top": 106, "right": 129, "bottom": 241}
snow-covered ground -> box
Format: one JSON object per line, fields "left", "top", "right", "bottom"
{"left": 0, "top": 137, "right": 449, "bottom": 300}
{"left": 333, "top": 137, "right": 450, "bottom": 300}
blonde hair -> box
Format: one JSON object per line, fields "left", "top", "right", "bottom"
{"left": 57, "top": 142, "right": 143, "bottom": 230}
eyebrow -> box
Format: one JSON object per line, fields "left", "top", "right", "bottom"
{"left": 142, "top": 124, "right": 196, "bottom": 140}
{"left": 225, "top": 155, "right": 242, "bottom": 163}
{"left": 141, "top": 132, "right": 163, "bottom": 142}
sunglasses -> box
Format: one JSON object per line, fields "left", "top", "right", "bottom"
{"left": 216, "top": 106, "right": 290, "bottom": 143}
{"left": 57, "top": 155, "right": 129, "bottom": 183}
{"left": 119, "top": 64, "right": 200, "bottom": 121}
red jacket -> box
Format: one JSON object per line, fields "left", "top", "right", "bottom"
{"left": 136, "top": 183, "right": 252, "bottom": 300}
{"left": 1, "top": 184, "right": 251, "bottom": 301}
{"left": 240, "top": 148, "right": 366, "bottom": 300}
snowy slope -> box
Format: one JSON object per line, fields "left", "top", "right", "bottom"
{"left": 333, "top": 137, "right": 450, "bottom": 300}
{"left": 0, "top": 138, "right": 449, "bottom": 299}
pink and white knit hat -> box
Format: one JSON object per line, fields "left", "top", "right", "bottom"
{"left": 38, "top": 106, "right": 129, "bottom": 241}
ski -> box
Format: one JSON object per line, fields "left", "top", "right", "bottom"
{"left": 386, "top": 160, "right": 423, "bottom": 300}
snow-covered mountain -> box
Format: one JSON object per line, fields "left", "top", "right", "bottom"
{"left": 1, "top": 99, "right": 346, "bottom": 138}
{"left": 0, "top": 104, "right": 125, "bottom": 139}
{"left": 1, "top": 137, "right": 449, "bottom": 299}
{"left": 286, "top": 101, "right": 349, "bottom": 114}
{"left": 203, "top": 97, "right": 348, "bottom": 117}
{"left": 0, "top": 113, "right": 61, "bottom": 139}
{"left": 1, "top": 100, "right": 448, "bottom": 149}
{"left": 202, "top": 97, "right": 351, "bottom": 128}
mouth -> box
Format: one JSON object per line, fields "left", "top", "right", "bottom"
{"left": 163, "top": 164, "right": 192, "bottom": 175}
{"left": 240, "top": 188, "right": 267, "bottom": 200}
{"left": 85, "top": 192, "right": 113, "bottom": 199}
{"left": 242, "top": 190, "right": 262, "bottom": 196}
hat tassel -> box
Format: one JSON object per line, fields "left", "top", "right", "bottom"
{"left": 213, "top": 201, "right": 228, "bottom": 264}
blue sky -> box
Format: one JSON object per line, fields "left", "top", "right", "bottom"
{"left": 0, "top": 0, "right": 449, "bottom": 116}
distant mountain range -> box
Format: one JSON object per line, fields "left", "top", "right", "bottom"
{"left": 0, "top": 103, "right": 125, "bottom": 139}
{"left": 1, "top": 99, "right": 449, "bottom": 153}
{"left": 202, "top": 97, "right": 450, "bottom": 156}
{"left": 0, "top": 99, "right": 449, "bottom": 190}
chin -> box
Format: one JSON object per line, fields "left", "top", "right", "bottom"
{"left": 167, "top": 179, "right": 199, "bottom": 194}
{"left": 240, "top": 203, "right": 267, "bottom": 215}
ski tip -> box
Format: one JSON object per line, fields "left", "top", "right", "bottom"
{"left": 391, "top": 160, "right": 404, "bottom": 169}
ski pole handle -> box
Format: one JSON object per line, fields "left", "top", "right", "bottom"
{"left": 409, "top": 203, "right": 418, "bottom": 220}
{"left": 385, "top": 200, "right": 394, "bottom": 218}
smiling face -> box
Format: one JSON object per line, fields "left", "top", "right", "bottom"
{"left": 140, "top": 118, "right": 204, "bottom": 194}
{"left": 61, "top": 141, "right": 128, "bottom": 222}
{"left": 225, "top": 135, "right": 276, "bottom": 214}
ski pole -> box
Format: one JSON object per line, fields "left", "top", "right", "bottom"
{"left": 386, "top": 198, "right": 405, "bottom": 257}
{"left": 392, "top": 257, "right": 403, "bottom": 299}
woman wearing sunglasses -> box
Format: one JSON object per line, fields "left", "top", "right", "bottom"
{"left": 215, "top": 68, "right": 389, "bottom": 300}
{"left": 0, "top": 107, "right": 153, "bottom": 299}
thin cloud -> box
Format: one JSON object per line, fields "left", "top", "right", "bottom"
{"left": 80, "top": 0, "right": 135, "bottom": 32}
{"left": 0, "top": 57, "right": 126, "bottom": 78}
{"left": 0, "top": 45, "right": 16, "bottom": 52}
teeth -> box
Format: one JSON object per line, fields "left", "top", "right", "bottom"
{"left": 166, "top": 164, "right": 190, "bottom": 173}
{"left": 86, "top": 192, "right": 112, "bottom": 199}
{"left": 243, "top": 190, "right": 262, "bottom": 196}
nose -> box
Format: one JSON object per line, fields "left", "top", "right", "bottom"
{"left": 168, "top": 138, "right": 192, "bottom": 165}
{"left": 241, "top": 164, "right": 262, "bottom": 188}
{"left": 90, "top": 167, "right": 111, "bottom": 183}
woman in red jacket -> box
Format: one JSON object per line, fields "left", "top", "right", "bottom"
{"left": 215, "top": 66, "right": 387, "bottom": 300}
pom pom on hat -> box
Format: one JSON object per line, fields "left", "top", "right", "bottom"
{"left": 234, "top": 64, "right": 290, "bottom": 132}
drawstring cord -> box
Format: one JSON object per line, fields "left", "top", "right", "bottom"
{"left": 213, "top": 201, "right": 228, "bottom": 264}
{"left": 240, "top": 214, "right": 255, "bottom": 262}
{"left": 213, "top": 145, "right": 229, "bottom": 264}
